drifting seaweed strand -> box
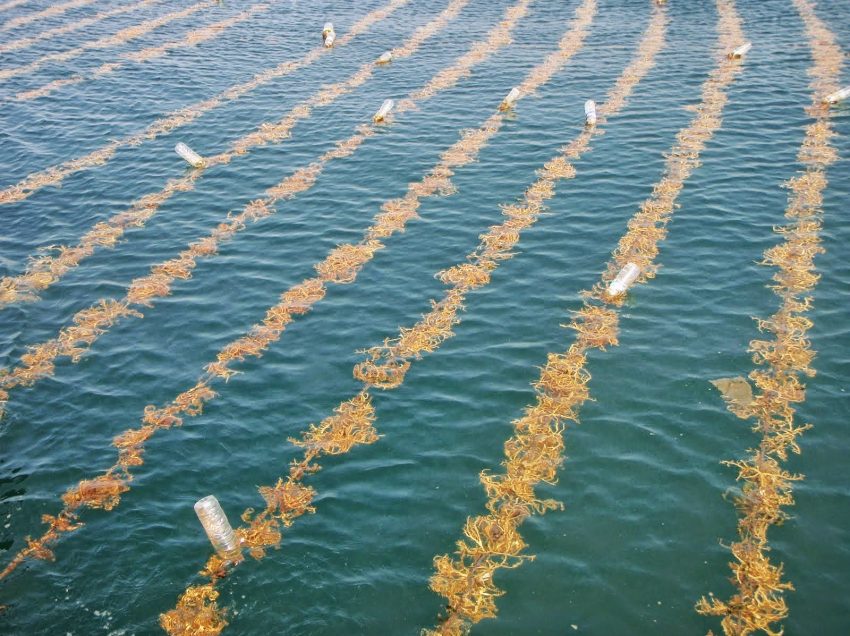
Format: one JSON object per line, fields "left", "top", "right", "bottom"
{"left": 0, "top": 0, "right": 163, "bottom": 56}
{"left": 425, "top": 2, "right": 746, "bottom": 633}
{"left": 695, "top": 1, "right": 842, "bottom": 634}
{"left": 0, "top": 0, "right": 433, "bottom": 309}
{"left": 0, "top": 1, "right": 214, "bottom": 80}
{"left": 0, "top": 0, "right": 535, "bottom": 586}
{"left": 0, "top": 0, "right": 31, "bottom": 14}
{"left": 161, "top": 1, "right": 600, "bottom": 632}
{"left": 359, "top": 1, "right": 663, "bottom": 396}
{"left": 0, "top": 0, "right": 410, "bottom": 211}
{"left": 0, "top": 0, "right": 478, "bottom": 411}
{"left": 13, "top": 3, "right": 273, "bottom": 103}
{"left": 0, "top": 0, "right": 95, "bottom": 33}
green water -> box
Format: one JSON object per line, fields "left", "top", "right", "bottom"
{"left": 0, "top": 0, "right": 848, "bottom": 634}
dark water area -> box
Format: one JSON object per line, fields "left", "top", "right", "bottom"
{"left": 0, "top": 0, "right": 848, "bottom": 634}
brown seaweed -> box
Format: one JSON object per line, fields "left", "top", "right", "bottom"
{"left": 695, "top": 1, "right": 841, "bottom": 633}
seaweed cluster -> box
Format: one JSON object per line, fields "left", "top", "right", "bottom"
{"left": 0, "top": 0, "right": 429, "bottom": 306}
{"left": 0, "top": 0, "right": 411, "bottom": 209}
{"left": 695, "top": 1, "right": 842, "bottom": 633}
{"left": 15, "top": 3, "right": 273, "bottom": 102}
{"left": 0, "top": 0, "right": 524, "bottom": 411}
{"left": 0, "top": 0, "right": 163, "bottom": 56}
{"left": 426, "top": 2, "right": 746, "bottom": 631}
{"left": 0, "top": 0, "right": 96, "bottom": 34}
{"left": 158, "top": 1, "right": 603, "bottom": 631}
{"left": 161, "top": 393, "right": 377, "bottom": 635}
{"left": 0, "top": 0, "right": 34, "bottom": 14}
{"left": 0, "top": 0, "right": 214, "bottom": 83}
{"left": 0, "top": 0, "right": 535, "bottom": 585}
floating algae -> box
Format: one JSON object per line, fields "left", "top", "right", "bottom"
{"left": 158, "top": 1, "right": 602, "bottom": 631}
{"left": 0, "top": 0, "right": 410, "bottom": 209}
{"left": 426, "top": 2, "right": 748, "bottom": 631}
{"left": 0, "top": 0, "right": 97, "bottom": 34}
{"left": 14, "top": 3, "right": 273, "bottom": 102}
{"left": 0, "top": 1, "right": 214, "bottom": 81}
{"left": 0, "top": 0, "right": 535, "bottom": 583}
{"left": 0, "top": 0, "right": 473, "bottom": 411}
{"left": 0, "top": 0, "right": 163, "bottom": 56}
{"left": 695, "top": 0, "right": 842, "bottom": 633}
{"left": 0, "top": 0, "right": 425, "bottom": 309}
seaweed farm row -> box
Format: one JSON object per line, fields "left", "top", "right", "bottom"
{"left": 0, "top": 0, "right": 847, "bottom": 634}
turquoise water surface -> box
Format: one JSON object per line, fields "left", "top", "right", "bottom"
{"left": 1, "top": 0, "right": 848, "bottom": 634}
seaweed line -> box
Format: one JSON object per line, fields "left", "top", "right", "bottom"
{"left": 0, "top": 0, "right": 96, "bottom": 34}
{"left": 0, "top": 0, "right": 214, "bottom": 80}
{"left": 0, "top": 0, "right": 534, "bottom": 586}
{"left": 0, "top": 0, "right": 32, "bottom": 15}
{"left": 0, "top": 0, "right": 409, "bottom": 209}
{"left": 0, "top": 0, "right": 415, "bottom": 308}
{"left": 0, "top": 0, "right": 474, "bottom": 409}
{"left": 424, "top": 1, "right": 746, "bottom": 633}
{"left": 160, "top": 1, "right": 599, "bottom": 632}
{"left": 12, "top": 2, "right": 273, "bottom": 103}
{"left": 0, "top": 0, "right": 163, "bottom": 56}
{"left": 695, "top": 1, "right": 843, "bottom": 634}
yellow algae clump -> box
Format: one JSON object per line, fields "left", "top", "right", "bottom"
{"left": 62, "top": 476, "right": 129, "bottom": 511}
{"left": 160, "top": 584, "right": 227, "bottom": 636}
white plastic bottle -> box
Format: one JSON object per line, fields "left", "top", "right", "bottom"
{"left": 825, "top": 86, "right": 850, "bottom": 104}
{"left": 607, "top": 262, "right": 641, "bottom": 297}
{"left": 175, "top": 142, "right": 205, "bottom": 168}
{"left": 499, "top": 87, "right": 521, "bottom": 111}
{"left": 585, "top": 100, "right": 597, "bottom": 126}
{"left": 377, "top": 50, "right": 393, "bottom": 64}
{"left": 194, "top": 495, "right": 242, "bottom": 561}
{"left": 729, "top": 42, "right": 752, "bottom": 58}
{"left": 373, "top": 98, "right": 394, "bottom": 122}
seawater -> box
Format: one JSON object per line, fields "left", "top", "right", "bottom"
{"left": 0, "top": 0, "right": 848, "bottom": 634}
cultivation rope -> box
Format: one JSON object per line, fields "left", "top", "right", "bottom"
{"left": 0, "top": 0, "right": 163, "bottom": 56}
{"left": 0, "top": 0, "right": 472, "bottom": 411}
{"left": 695, "top": 0, "right": 843, "bottom": 633}
{"left": 160, "top": 1, "right": 599, "bottom": 632}
{"left": 12, "top": 2, "right": 272, "bottom": 103}
{"left": 423, "top": 1, "right": 746, "bottom": 633}
{"left": 0, "top": 0, "right": 214, "bottom": 80}
{"left": 0, "top": 0, "right": 410, "bottom": 210}
{"left": 0, "top": 0, "right": 531, "bottom": 585}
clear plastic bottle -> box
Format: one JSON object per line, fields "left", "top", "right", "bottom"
{"left": 194, "top": 495, "right": 242, "bottom": 561}
{"left": 585, "top": 100, "right": 597, "bottom": 126}
{"left": 373, "top": 98, "right": 394, "bottom": 122}
{"left": 607, "top": 262, "right": 641, "bottom": 297}
{"left": 175, "top": 142, "right": 205, "bottom": 168}
{"left": 825, "top": 86, "right": 850, "bottom": 104}
{"left": 377, "top": 50, "right": 393, "bottom": 65}
{"left": 729, "top": 42, "right": 752, "bottom": 58}
{"left": 499, "top": 87, "right": 521, "bottom": 111}
{"left": 322, "top": 22, "right": 335, "bottom": 47}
